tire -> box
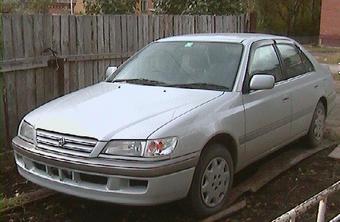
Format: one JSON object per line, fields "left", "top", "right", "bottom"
{"left": 305, "top": 102, "right": 326, "bottom": 147}
{"left": 186, "top": 143, "right": 234, "bottom": 218}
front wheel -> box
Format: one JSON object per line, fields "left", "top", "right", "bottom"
{"left": 306, "top": 102, "right": 326, "bottom": 147}
{"left": 186, "top": 143, "right": 234, "bottom": 217}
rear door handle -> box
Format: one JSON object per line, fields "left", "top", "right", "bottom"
{"left": 314, "top": 84, "right": 319, "bottom": 88}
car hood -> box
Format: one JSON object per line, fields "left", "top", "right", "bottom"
{"left": 25, "top": 82, "right": 223, "bottom": 140}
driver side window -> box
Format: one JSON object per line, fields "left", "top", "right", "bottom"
{"left": 249, "top": 45, "right": 284, "bottom": 82}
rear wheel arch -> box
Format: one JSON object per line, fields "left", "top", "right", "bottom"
{"left": 319, "top": 96, "right": 327, "bottom": 116}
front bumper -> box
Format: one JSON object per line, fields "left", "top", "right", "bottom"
{"left": 13, "top": 137, "right": 198, "bottom": 205}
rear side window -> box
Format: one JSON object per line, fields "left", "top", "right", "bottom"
{"left": 249, "top": 45, "right": 284, "bottom": 82}
{"left": 277, "top": 44, "right": 307, "bottom": 78}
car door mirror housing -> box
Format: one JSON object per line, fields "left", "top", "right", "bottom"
{"left": 105, "top": 66, "right": 118, "bottom": 79}
{"left": 249, "top": 74, "right": 275, "bottom": 90}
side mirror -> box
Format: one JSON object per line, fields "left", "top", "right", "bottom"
{"left": 105, "top": 66, "right": 118, "bottom": 79}
{"left": 249, "top": 74, "right": 275, "bottom": 90}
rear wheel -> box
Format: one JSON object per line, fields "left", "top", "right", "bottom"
{"left": 186, "top": 143, "right": 234, "bottom": 217}
{"left": 306, "top": 102, "right": 326, "bottom": 147}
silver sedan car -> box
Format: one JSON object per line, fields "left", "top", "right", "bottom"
{"left": 12, "top": 34, "right": 336, "bottom": 216}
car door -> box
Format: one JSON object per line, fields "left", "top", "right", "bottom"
{"left": 242, "top": 40, "right": 292, "bottom": 162}
{"left": 275, "top": 41, "right": 321, "bottom": 137}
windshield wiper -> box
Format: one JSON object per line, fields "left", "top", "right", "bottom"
{"left": 166, "top": 83, "right": 230, "bottom": 91}
{"left": 112, "top": 78, "right": 167, "bottom": 86}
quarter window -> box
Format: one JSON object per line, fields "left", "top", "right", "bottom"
{"left": 277, "top": 44, "right": 307, "bottom": 78}
{"left": 300, "top": 51, "right": 315, "bottom": 73}
{"left": 249, "top": 45, "right": 284, "bottom": 82}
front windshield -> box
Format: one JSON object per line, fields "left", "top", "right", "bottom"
{"left": 108, "top": 41, "right": 243, "bottom": 91}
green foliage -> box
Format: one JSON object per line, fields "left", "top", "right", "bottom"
{"left": 154, "top": 0, "right": 246, "bottom": 15}
{"left": 27, "top": 0, "right": 52, "bottom": 13}
{"left": 255, "top": 0, "right": 321, "bottom": 36}
{"left": 84, "top": 0, "right": 135, "bottom": 15}
{"left": 1, "top": 0, "right": 52, "bottom": 14}
{"left": 1, "top": 0, "right": 21, "bottom": 13}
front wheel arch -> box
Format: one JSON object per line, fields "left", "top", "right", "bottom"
{"left": 201, "top": 133, "right": 238, "bottom": 169}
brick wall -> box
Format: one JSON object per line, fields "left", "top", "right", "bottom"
{"left": 320, "top": 0, "right": 340, "bottom": 46}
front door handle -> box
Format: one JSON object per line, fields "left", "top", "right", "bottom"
{"left": 282, "top": 97, "right": 289, "bottom": 102}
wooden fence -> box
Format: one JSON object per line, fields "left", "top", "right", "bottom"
{"left": 0, "top": 13, "right": 250, "bottom": 150}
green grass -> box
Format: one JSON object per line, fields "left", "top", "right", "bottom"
{"left": 304, "top": 45, "right": 340, "bottom": 65}
{"left": 304, "top": 45, "right": 340, "bottom": 53}
{"left": 313, "top": 53, "right": 340, "bottom": 64}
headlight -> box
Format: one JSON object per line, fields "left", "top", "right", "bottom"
{"left": 102, "top": 137, "right": 178, "bottom": 158}
{"left": 103, "top": 140, "right": 145, "bottom": 157}
{"left": 19, "top": 121, "right": 35, "bottom": 143}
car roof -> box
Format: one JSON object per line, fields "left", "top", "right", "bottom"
{"left": 156, "top": 33, "right": 292, "bottom": 44}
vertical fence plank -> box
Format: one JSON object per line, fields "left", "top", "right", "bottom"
{"left": 23, "top": 15, "right": 37, "bottom": 116}
{"left": 127, "top": 15, "right": 133, "bottom": 56}
{"left": 12, "top": 14, "right": 25, "bottom": 129}
{"left": 33, "top": 15, "right": 45, "bottom": 107}
{"left": 92, "top": 16, "right": 98, "bottom": 84}
{"left": 52, "top": 15, "right": 61, "bottom": 98}
{"left": 2, "top": 14, "right": 17, "bottom": 146}
{"left": 132, "top": 15, "right": 138, "bottom": 53}
{"left": 127, "top": 15, "right": 138, "bottom": 56}
{"left": 173, "top": 15, "right": 179, "bottom": 35}
{"left": 241, "top": 14, "right": 245, "bottom": 32}
{"left": 215, "top": 16, "right": 222, "bottom": 33}
{"left": 153, "top": 16, "right": 160, "bottom": 40}
{"left": 69, "top": 15, "right": 78, "bottom": 92}
{"left": 102, "top": 15, "right": 110, "bottom": 66}
{"left": 207, "top": 16, "right": 213, "bottom": 33}
{"left": 42, "top": 15, "right": 54, "bottom": 102}
{"left": 138, "top": 15, "right": 144, "bottom": 50}
{"left": 166, "top": 15, "right": 174, "bottom": 37}
{"left": 121, "top": 15, "right": 128, "bottom": 61}
{"left": 109, "top": 15, "right": 115, "bottom": 66}
{"left": 159, "top": 15, "right": 165, "bottom": 38}
{"left": 147, "top": 15, "right": 153, "bottom": 42}
{"left": 188, "top": 15, "right": 194, "bottom": 34}
{"left": 61, "top": 15, "right": 70, "bottom": 94}
{"left": 52, "top": 15, "right": 63, "bottom": 98}
{"left": 113, "top": 16, "right": 123, "bottom": 66}
{"left": 223, "top": 16, "right": 230, "bottom": 32}
{"left": 196, "top": 15, "right": 202, "bottom": 33}
{"left": 97, "top": 15, "right": 105, "bottom": 81}
{"left": 76, "top": 16, "right": 85, "bottom": 89}
{"left": 142, "top": 15, "right": 149, "bottom": 45}
{"left": 181, "top": 16, "right": 188, "bottom": 34}
{"left": 83, "top": 16, "right": 92, "bottom": 86}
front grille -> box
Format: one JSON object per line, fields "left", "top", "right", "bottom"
{"left": 36, "top": 129, "right": 97, "bottom": 156}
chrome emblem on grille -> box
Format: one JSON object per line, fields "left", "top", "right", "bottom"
{"left": 58, "top": 137, "right": 66, "bottom": 147}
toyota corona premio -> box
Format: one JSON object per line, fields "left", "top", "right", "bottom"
{"left": 12, "top": 34, "right": 336, "bottom": 217}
